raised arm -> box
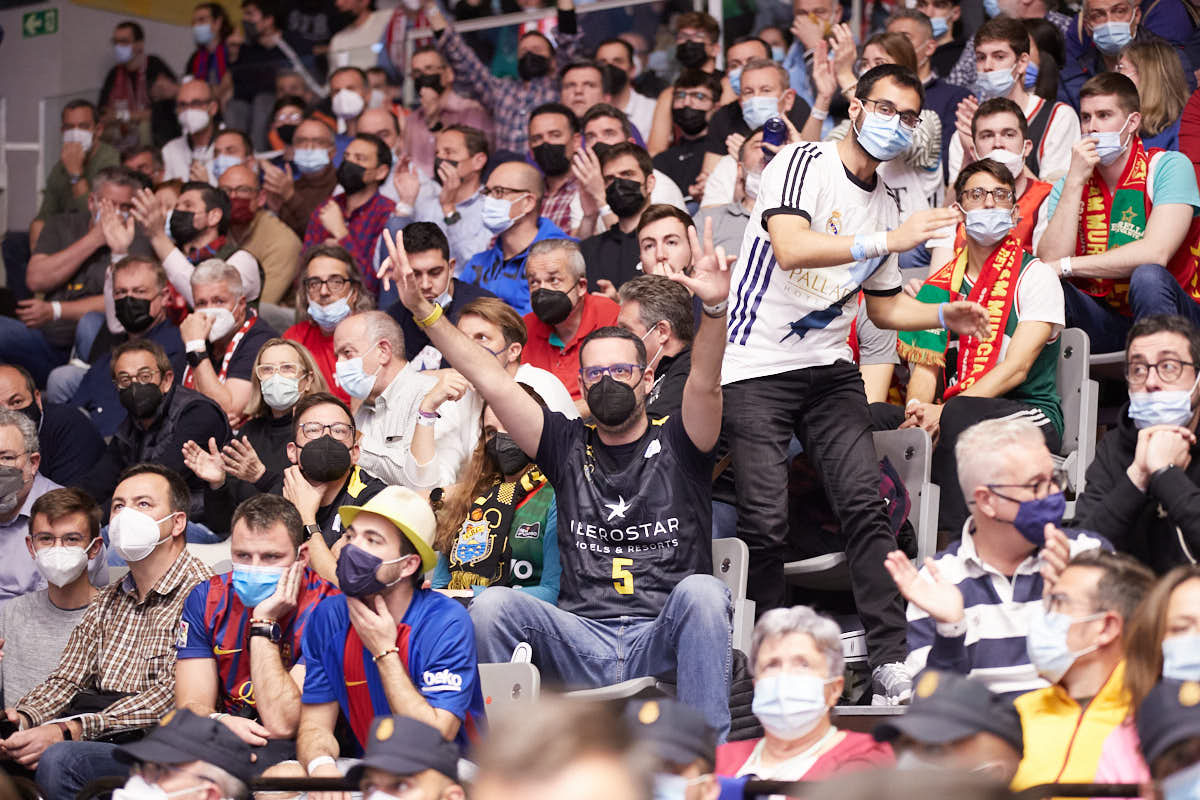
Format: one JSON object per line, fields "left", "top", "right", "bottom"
{"left": 766, "top": 205, "right": 962, "bottom": 271}
{"left": 379, "top": 229, "right": 544, "bottom": 457}
{"left": 1037, "top": 140, "right": 1097, "bottom": 261}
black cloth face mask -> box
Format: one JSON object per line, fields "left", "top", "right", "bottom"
{"left": 337, "top": 160, "right": 369, "bottom": 194}
{"left": 605, "top": 177, "right": 645, "bottom": 218}
{"left": 169, "top": 209, "right": 201, "bottom": 244}
{"left": 676, "top": 41, "right": 708, "bottom": 69}
{"left": 518, "top": 52, "right": 551, "bottom": 81}
{"left": 119, "top": 382, "right": 164, "bottom": 419}
{"left": 432, "top": 157, "right": 458, "bottom": 184}
{"left": 672, "top": 106, "right": 708, "bottom": 136}
{"left": 413, "top": 73, "right": 444, "bottom": 94}
{"left": 601, "top": 63, "right": 628, "bottom": 94}
{"left": 530, "top": 287, "right": 574, "bottom": 326}
{"left": 486, "top": 433, "right": 531, "bottom": 475}
{"left": 586, "top": 374, "right": 639, "bottom": 426}
{"left": 532, "top": 143, "right": 571, "bottom": 177}
{"left": 115, "top": 296, "right": 155, "bottom": 334}
{"left": 298, "top": 434, "right": 352, "bottom": 483}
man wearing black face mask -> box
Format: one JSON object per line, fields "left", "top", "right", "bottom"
{"left": 71, "top": 256, "right": 186, "bottom": 438}
{"left": 425, "top": 0, "right": 583, "bottom": 156}
{"left": 655, "top": 71, "right": 721, "bottom": 208}
{"left": 384, "top": 216, "right": 735, "bottom": 741}
{"left": 645, "top": 12, "right": 725, "bottom": 156}
{"left": 529, "top": 103, "right": 584, "bottom": 238}
{"left": 404, "top": 45, "right": 494, "bottom": 178}
{"left": 79, "top": 339, "right": 230, "bottom": 519}
{"left": 595, "top": 38, "right": 656, "bottom": 141}
{"left": 0, "top": 365, "right": 105, "bottom": 489}
{"left": 580, "top": 143, "right": 657, "bottom": 294}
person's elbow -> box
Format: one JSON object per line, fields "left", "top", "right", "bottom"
{"left": 263, "top": 714, "right": 300, "bottom": 740}
{"left": 24, "top": 258, "right": 55, "bottom": 292}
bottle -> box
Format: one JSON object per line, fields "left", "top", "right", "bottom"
{"left": 762, "top": 117, "right": 787, "bottom": 163}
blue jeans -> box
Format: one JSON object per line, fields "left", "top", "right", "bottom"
{"left": 469, "top": 574, "right": 733, "bottom": 741}
{"left": 1062, "top": 264, "right": 1200, "bottom": 353}
{"left": 37, "top": 740, "right": 129, "bottom": 800}
{"left": 0, "top": 317, "right": 69, "bottom": 387}
{"left": 73, "top": 311, "right": 105, "bottom": 360}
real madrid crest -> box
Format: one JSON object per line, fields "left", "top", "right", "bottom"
{"left": 826, "top": 211, "right": 842, "bottom": 236}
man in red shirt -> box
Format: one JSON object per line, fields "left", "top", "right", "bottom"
{"left": 520, "top": 238, "right": 618, "bottom": 416}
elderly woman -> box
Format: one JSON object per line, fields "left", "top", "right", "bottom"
{"left": 715, "top": 606, "right": 894, "bottom": 779}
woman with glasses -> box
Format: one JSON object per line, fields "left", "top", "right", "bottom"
{"left": 284, "top": 244, "right": 374, "bottom": 404}
{"left": 431, "top": 386, "right": 560, "bottom": 605}
{"left": 882, "top": 158, "right": 1065, "bottom": 536}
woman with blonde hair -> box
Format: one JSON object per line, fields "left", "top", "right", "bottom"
{"left": 1118, "top": 40, "right": 1189, "bottom": 150}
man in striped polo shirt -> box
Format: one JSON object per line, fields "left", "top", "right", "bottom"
{"left": 885, "top": 417, "right": 1106, "bottom": 698}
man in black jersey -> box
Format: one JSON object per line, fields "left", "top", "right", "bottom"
{"left": 379, "top": 220, "right": 734, "bottom": 740}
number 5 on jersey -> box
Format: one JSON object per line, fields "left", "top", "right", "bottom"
{"left": 612, "top": 558, "right": 634, "bottom": 595}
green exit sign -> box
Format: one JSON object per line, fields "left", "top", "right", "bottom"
{"left": 22, "top": 9, "right": 59, "bottom": 39}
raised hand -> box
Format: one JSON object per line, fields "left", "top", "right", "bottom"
{"left": 941, "top": 299, "right": 992, "bottom": 340}
{"left": 318, "top": 200, "right": 348, "bottom": 240}
{"left": 419, "top": 369, "right": 472, "bottom": 414}
{"left": 99, "top": 198, "right": 135, "bottom": 253}
{"left": 131, "top": 187, "right": 168, "bottom": 243}
{"left": 668, "top": 217, "right": 733, "bottom": 305}
{"left": 378, "top": 227, "right": 431, "bottom": 317}
{"left": 436, "top": 159, "right": 461, "bottom": 211}
{"left": 182, "top": 438, "right": 227, "bottom": 489}
{"left": 1040, "top": 524, "right": 1071, "bottom": 599}
{"left": 221, "top": 436, "right": 267, "bottom": 483}
{"left": 571, "top": 146, "right": 606, "bottom": 210}
{"left": 260, "top": 159, "right": 295, "bottom": 206}
{"left": 1067, "top": 138, "right": 1101, "bottom": 186}
{"left": 393, "top": 156, "right": 421, "bottom": 208}
{"left": 889, "top": 207, "right": 963, "bottom": 253}
{"left": 810, "top": 40, "right": 838, "bottom": 102}
{"left": 254, "top": 558, "right": 305, "bottom": 623}
{"left": 884, "top": 550, "right": 965, "bottom": 624}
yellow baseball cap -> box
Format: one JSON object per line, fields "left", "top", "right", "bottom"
{"left": 338, "top": 486, "right": 438, "bottom": 573}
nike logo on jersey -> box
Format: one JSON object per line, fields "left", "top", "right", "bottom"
{"left": 604, "top": 496, "right": 630, "bottom": 521}
{"left": 213, "top": 646, "right": 242, "bottom": 655}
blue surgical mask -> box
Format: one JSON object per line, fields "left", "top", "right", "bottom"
{"left": 772, "top": 45, "right": 787, "bottom": 62}
{"left": 114, "top": 43, "right": 135, "bottom": 64}
{"left": 751, "top": 672, "right": 829, "bottom": 740}
{"left": 307, "top": 296, "right": 352, "bottom": 330}
{"left": 1128, "top": 373, "right": 1200, "bottom": 428}
{"left": 853, "top": 111, "right": 913, "bottom": 161}
{"left": 232, "top": 563, "right": 287, "bottom": 608}
{"left": 211, "top": 153, "right": 242, "bottom": 180}
{"left": 335, "top": 343, "right": 382, "bottom": 400}
{"left": 976, "top": 67, "right": 1016, "bottom": 100}
{"left": 1027, "top": 607, "right": 1105, "bottom": 683}
{"left": 193, "top": 23, "right": 215, "bottom": 46}
{"left": 1162, "top": 634, "right": 1200, "bottom": 681}
{"left": 741, "top": 95, "right": 781, "bottom": 130}
{"left": 1162, "top": 755, "right": 1200, "bottom": 800}
{"left": 293, "top": 148, "right": 331, "bottom": 175}
{"left": 728, "top": 66, "right": 743, "bottom": 97}
{"left": 1024, "top": 62, "right": 1039, "bottom": 90}
{"left": 1092, "top": 20, "right": 1133, "bottom": 55}
{"left": 1090, "top": 115, "right": 1134, "bottom": 166}
{"left": 481, "top": 194, "right": 518, "bottom": 235}
{"left": 930, "top": 15, "right": 949, "bottom": 38}
{"left": 1012, "top": 491, "right": 1066, "bottom": 546}
{"left": 984, "top": 0, "right": 1001, "bottom": 16}
{"left": 963, "top": 206, "right": 1015, "bottom": 246}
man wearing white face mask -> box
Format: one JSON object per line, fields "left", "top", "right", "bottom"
{"left": 180, "top": 261, "right": 279, "bottom": 420}
{"left": 715, "top": 606, "right": 894, "bottom": 778}
{"left": 3, "top": 465, "right": 211, "bottom": 800}
{"left": 1038, "top": 73, "right": 1200, "bottom": 354}
{"left": 1009, "top": 550, "right": 1154, "bottom": 790}
{"left": 1075, "top": 315, "right": 1200, "bottom": 571}
{"left": 328, "top": 68, "right": 372, "bottom": 147}
{"left": 162, "top": 80, "right": 221, "bottom": 183}
{"left": 0, "top": 489, "right": 105, "bottom": 713}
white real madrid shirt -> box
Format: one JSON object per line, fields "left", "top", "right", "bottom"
{"left": 722, "top": 141, "right": 904, "bottom": 385}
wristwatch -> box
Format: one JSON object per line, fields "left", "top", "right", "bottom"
{"left": 249, "top": 619, "right": 282, "bottom": 644}
{"left": 55, "top": 721, "right": 73, "bottom": 741}
{"left": 185, "top": 350, "right": 205, "bottom": 369}
{"left": 443, "top": 209, "right": 461, "bottom": 225}
{"left": 303, "top": 523, "right": 322, "bottom": 542}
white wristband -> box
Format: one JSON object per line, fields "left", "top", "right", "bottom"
{"left": 110, "top": 251, "right": 128, "bottom": 264}
{"left": 1059, "top": 256, "right": 1072, "bottom": 278}
{"left": 598, "top": 204, "right": 613, "bottom": 218}
{"left": 810, "top": 106, "right": 829, "bottom": 121}
{"left": 905, "top": 398, "right": 922, "bottom": 410}
{"left": 51, "top": 301, "right": 62, "bottom": 321}
{"left": 307, "top": 755, "right": 337, "bottom": 775}
{"left": 392, "top": 202, "right": 415, "bottom": 218}
{"left": 935, "top": 617, "right": 969, "bottom": 638}
{"left": 185, "top": 339, "right": 207, "bottom": 354}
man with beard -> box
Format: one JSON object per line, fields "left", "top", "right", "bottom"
{"left": 379, "top": 212, "right": 735, "bottom": 740}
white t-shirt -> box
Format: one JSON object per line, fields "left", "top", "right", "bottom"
{"left": 951, "top": 256, "right": 1065, "bottom": 370}
{"left": 623, "top": 91, "right": 657, "bottom": 142}
{"left": 516, "top": 363, "right": 580, "bottom": 419}
{"left": 722, "top": 141, "right": 903, "bottom": 385}
{"left": 948, "top": 94, "right": 1080, "bottom": 185}
{"left": 328, "top": 9, "right": 392, "bottom": 74}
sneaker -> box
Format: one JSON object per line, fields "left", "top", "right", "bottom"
{"left": 871, "top": 661, "right": 913, "bottom": 706}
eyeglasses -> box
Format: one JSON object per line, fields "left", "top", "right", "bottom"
{"left": 303, "top": 275, "right": 353, "bottom": 295}
{"left": 31, "top": 532, "right": 91, "bottom": 549}
{"left": 1126, "top": 358, "right": 1198, "bottom": 385}
{"left": 115, "top": 368, "right": 161, "bottom": 390}
{"left": 959, "top": 186, "right": 1016, "bottom": 206}
{"left": 861, "top": 98, "right": 921, "bottom": 130}
{"left": 481, "top": 185, "right": 529, "bottom": 200}
{"left": 0, "top": 451, "right": 29, "bottom": 469}
{"left": 299, "top": 421, "right": 355, "bottom": 442}
{"left": 673, "top": 90, "right": 714, "bottom": 105}
{"left": 256, "top": 363, "right": 306, "bottom": 380}
{"left": 579, "top": 363, "right": 645, "bottom": 385}
{"left": 986, "top": 468, "right": 1069, "bottom": 502}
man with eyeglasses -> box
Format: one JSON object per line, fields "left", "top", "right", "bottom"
{"left": 0, "top": 489, "right": 105, "bottom": 714}
{"left": 1076, "top": 314, "right": 1200, "bottom": 572}
{"left": 218, "top": 164, "right": 303, "bottom": 306}
{"left": 0, "top": 411, "right": 66, "bottom": 605}
{"left": 456, "top": 161, "right": 568, "bottom": 316}
{"left": 886, "top": 159, "right": 1065, "bottom": 535}
{"left": 883, "top": 416, "right": 1106, "bottom": 698}
{"left": 404, "top": 45, "right": 494, "bottom": 179}
{"left": 1009, "top": 550, "right": 1154, "bottom": 790}
{"left": 79, "top": 339, "right": 231, "bottom": 518}
{"left": 655, "top": 71, "right": 721, "bottom": 209}
{"left": 382, "top": 208, "right": 736, "bottom": 741}
{"left": 267, "top": 118, "right": 340, "bottom": 239}
{"left": 163, "top": 79, "right": 222, "bottom": 183}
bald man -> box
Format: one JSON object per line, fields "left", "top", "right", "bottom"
{"left": 218, "top": 164, "right": 302, "bottom": 305}
{"left": 456, "top": 161, "right": 569, "bottom": 315}
{"left": 358, "top": 107, "right": 408, "bottom": 206}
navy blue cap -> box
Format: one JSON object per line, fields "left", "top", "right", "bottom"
{"left": 115, "top": 709, "right": 258, "bottom": 784}
{"left": 345, "top": 716, "right": 460, "bottom": 783}
{"left": 873, "top": 669, "right": 1024, "bottom": 755}
{"left": 1137, "top": 679, "right": 1200, "bottom": 764}
{"left": 624, "top": 699, "right": 716, "bottom": 766}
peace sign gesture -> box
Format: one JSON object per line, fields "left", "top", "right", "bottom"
{"left": 378, "top": 227, "right": 434, "bottom": 319}
{"left": 666, "top": 217, "right": 734, "bottom": 307}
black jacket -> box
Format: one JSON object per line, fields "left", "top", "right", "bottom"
{"left": 1073, "top": 404, "right": 1200, "bottom": 571}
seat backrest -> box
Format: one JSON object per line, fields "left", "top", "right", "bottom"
{"left": 187, "top": 540, "right": 233, "bottom": 574}
{"left": 478, "top": 662, "right": 540, "bottom": 723}
{"left": 872, "top": 428, "right": 938, "bottom": 564}
{"left": 1056, "top": 327, "right": 1090, "bottom": 457}
{"left": 712, "top": 538, "right": 749, "bottom": 601}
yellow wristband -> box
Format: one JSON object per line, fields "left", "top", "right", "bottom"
{"left": 415, "top": 304, "right": 444, "bottom": 329}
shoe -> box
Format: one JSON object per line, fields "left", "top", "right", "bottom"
{"left": 871, "top": 661, "right": 913, "bottom": 706}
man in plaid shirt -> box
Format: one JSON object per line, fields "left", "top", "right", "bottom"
{"left": 425, "top": 0, "right": 583, "bottom": 156}
{"left": 2, "top": 464, "right": 211, "bottom": 800}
